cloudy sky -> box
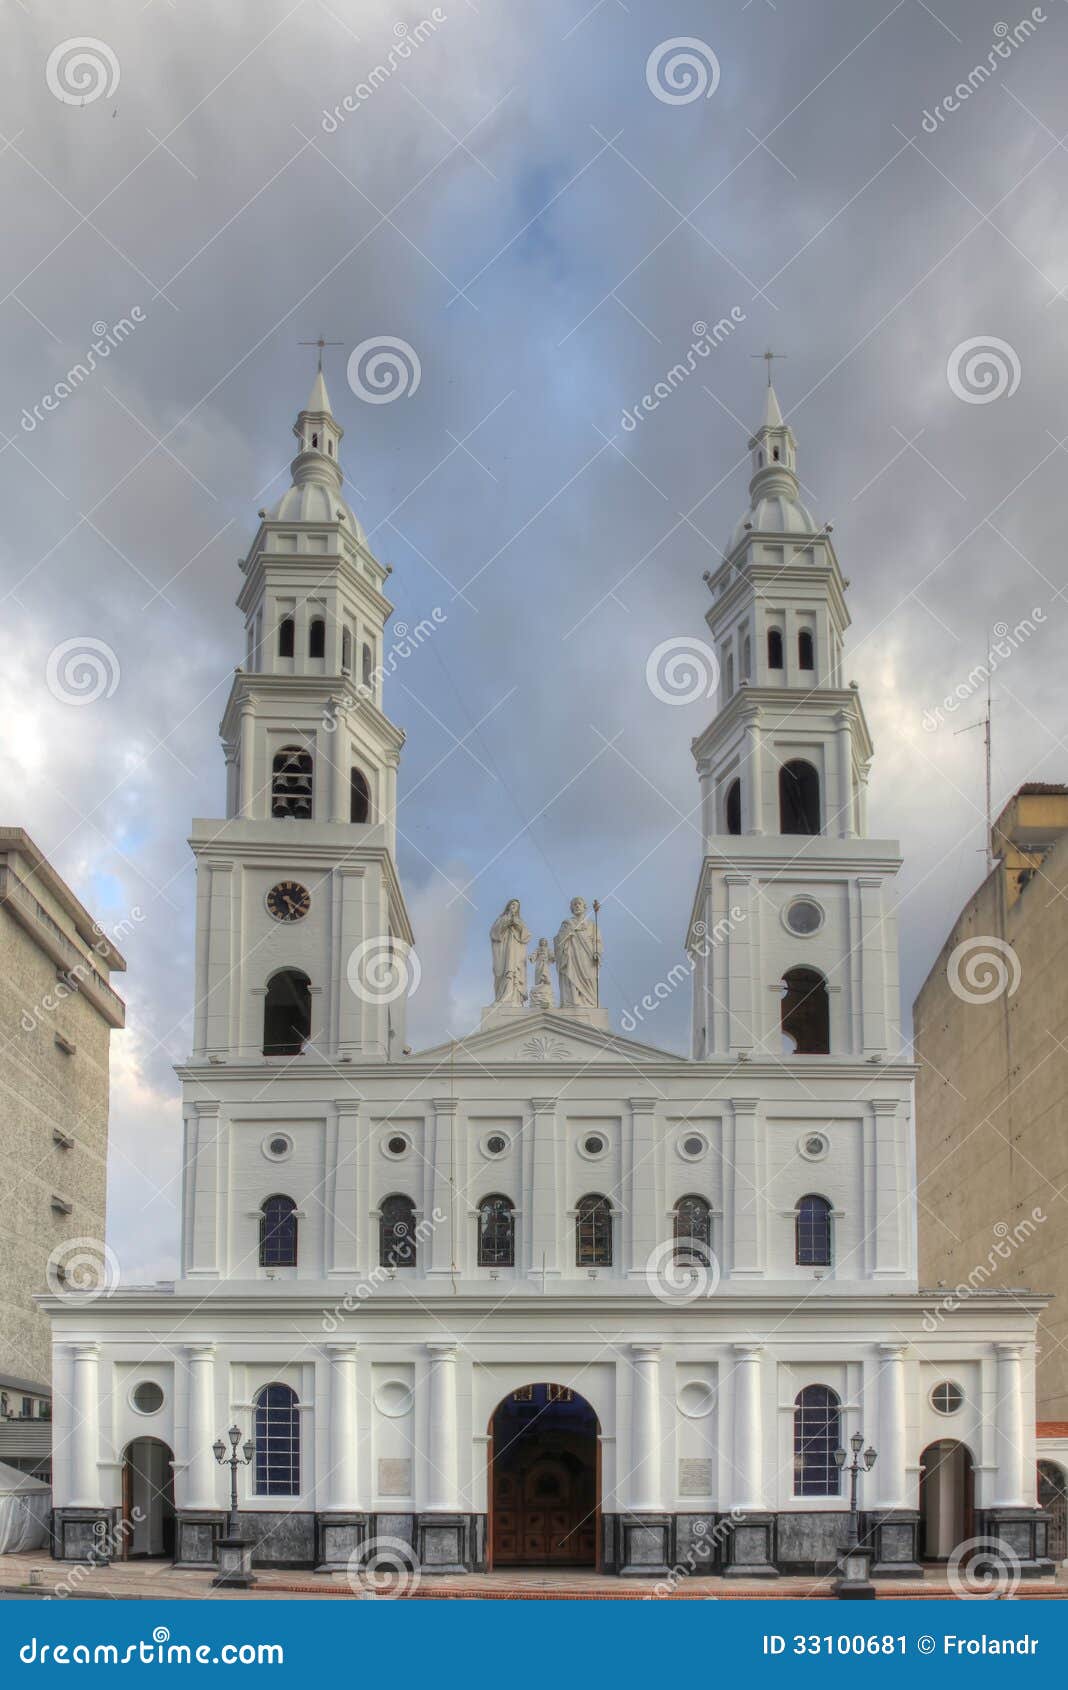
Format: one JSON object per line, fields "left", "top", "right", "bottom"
{"left": 2, "top": 0, "right": 1065, "bottom": 1280}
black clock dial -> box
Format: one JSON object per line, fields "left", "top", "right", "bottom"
{"left": 266, "top": 880, "right": 311, "bottom": 923}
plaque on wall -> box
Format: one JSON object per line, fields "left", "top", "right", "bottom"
{"left": 679, "top": 1458, "right": 715, "bottom": 1497}
{"left": 377, "top": 1458, "right": 412, "bottom": 1497}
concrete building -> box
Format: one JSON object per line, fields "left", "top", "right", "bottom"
{"left": 45, "top": 376, "right": 1053, "bottom": 1578}
{"left": 913, "top": 783, "right": 1068, "bottom": 1558}
{"left": 0, "top": 828, "right": 126, "bottom": 1473}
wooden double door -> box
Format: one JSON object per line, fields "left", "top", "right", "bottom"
{"left": 492, "top": 1455, "right": 596, "bottom": 1566}
{"left": 490, "top": 1386, "right": 599, "bottom": 1568}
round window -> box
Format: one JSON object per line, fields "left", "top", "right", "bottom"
{"left": 931, "top": 1381, "right": 964, "bottom": 1416}
{"left": 263, "top": 1133, "right": 292, "bottom": 1161}
{"left": 800, "top": 1131, "right": 829, "bottom": 1161}
{"left": 131, "top": 1380, "right": 164, "bottom": 1415}
{"left": 583, "top": 1134, "right": 606, "bottom": 1157}
{"left": 385, "top": 1134, "right": 410, "bottom": 1158}
{"left": 785, "top": 898, "right": 823, "bottom": 936}
{"left": 681, "top": 1134, "right": 706, "bottom": 1159}
{"left": 485, "top": 1134, "right": 508, "bottom": 1157}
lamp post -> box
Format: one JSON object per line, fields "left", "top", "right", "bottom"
{"left": 832, "top": 1431, "right": 878, "bottom": 1600}
{"left": 210, "top": 1424, "right": 257, "bottom": 1589}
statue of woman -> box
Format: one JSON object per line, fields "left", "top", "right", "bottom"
{"left": 490, "top": 899, "right": 531, "bottom": 1006}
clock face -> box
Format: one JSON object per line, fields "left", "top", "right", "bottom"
{"left": 266, "top": 881, "right": 311, "bottom": 923}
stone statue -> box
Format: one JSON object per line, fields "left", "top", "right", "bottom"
{"left": 553, "top": 897, "right": 602, "bottom": 1010}
{"left": 489, "top": 899, "right": 531, "bottom": 1006}
{"left": 528, "top": 938, "right": 555, "bottom": 1010}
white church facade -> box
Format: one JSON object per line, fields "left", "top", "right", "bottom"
{"left": 46, "top": 373, "right": 1053, "bottom": 1579}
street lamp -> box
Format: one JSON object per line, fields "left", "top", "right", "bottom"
{"left": 834, "top": 1431, "right": 878, "bottom": 1516}
{"left": 210, "top": 1423, "right": 257, "bottom": 1589}
{"left": 832, "top": 1430, "right": 878, "bottom": 1600}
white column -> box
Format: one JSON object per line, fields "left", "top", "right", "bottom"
{"left": 835, "top": 710, "right": 855, "bottom": 838}
{"left": 69, "top": 1344, "right": 101, "bottom": 1506}
{"left": 625, "top": 1099, "right": 660, "bottom": 1278}
{"left": 527, "top": 1097, "right": 561, "bottom": 1281}
{"left": 183, "top": 1343, "right": 218, "bottom": 1511}
{"left": 424, "top": 1342, "right": 460, "bottom": 1510}
{"left": 723, "top": 874, "right": 756, "bottom": 1055}
{"left": 324, "top": 1345, "right": 360, "bottom": 1511}
{"left": 992, "top": 1342, "right": 1027, "bottom": 1507}
{"left": 629, "top": 1343, "right": 663, "bottom": 1511}
{"left": 329, "top": 1108, "right": 360, "bottom": 1276}
{"left": 427, "top": 1099, "right": 457, "bottom": 1278}
{"left": 729, "top": 1098, "right": 764, "bottom": 1276}
{"left": 238, "top": 701, "right": 255, "bottom": 818}
{"left": 743, "top": 713, "right": 764, "bottom": 833}
{"left": 732, "top": 1343, "right": 765, "bottom": 1510}
{"left": 329, "top": 719, "right": 348, "bottom": 823}
{"left": 874, "top": 1343, "right": 908, "bottom": 1508}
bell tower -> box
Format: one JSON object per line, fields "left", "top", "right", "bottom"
{"left": 687, "top": 383, "right": 902, "bottom": 1064}
{"left": 189, "top": 369, "right": 413, "bottom": 1065}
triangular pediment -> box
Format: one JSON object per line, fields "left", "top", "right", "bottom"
{"left": 412, "top": 1009, "right": 684, "bottom": 1067}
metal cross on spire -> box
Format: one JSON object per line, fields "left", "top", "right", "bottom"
{"left": 751, "top": 347, "right": 787, "bottom": 386}
{"left": 299, "top": 336, "right": 343, "bottom": 373}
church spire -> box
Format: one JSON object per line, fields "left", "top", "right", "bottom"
{"left": 291, "top": 367, "right": 344, "bottom": 492}
{"left": 746, "top": 379, "right": 798, "bottom": 503}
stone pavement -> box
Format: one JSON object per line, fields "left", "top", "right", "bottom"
{"left": 1, "top": 1552, "right": 1066, "bottom": 1601}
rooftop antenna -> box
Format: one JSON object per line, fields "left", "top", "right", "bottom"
{"left": 954, "top": 631, "right": 994, "bottom": 875}
{"left": 751, "top": 347, "right": 787, "bottom": 386}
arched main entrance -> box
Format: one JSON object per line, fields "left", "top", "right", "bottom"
{"left": 121, "top": 1438, "right": 175, "bottom": 1559}
{"left": 1038, "top": 1460, "right": 1067, "bottom": 1563}
{"left": 489, "top": 1385, "right": 599, "bottom": 1569}
{"left": 919, "top": 1439, "right": 974, "bottom": 1561}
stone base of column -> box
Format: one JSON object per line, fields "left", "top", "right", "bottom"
{"left": 977, "top": 1507, "right": 1056, "bottom": 1577}
{"left": 721, "top": 1512, "right": 779, "bottom": 1579}
{"left": 315, "top": 1512, "right": 370, "bottom": 1571}
{"left": 867, "top": 1510, "right": 922, "bottom": 1578}
{"left": 173, "top": 1510, "right": 227, "bottom": 1568}
{"left": 414, "top": 1512, "right": 484, "bottom": 1574}
{"left": 51, "top": 1508, "right": 119, "bottom": 1563}
{"left": 613, "top": 1513, "right": 674, "bottom": 1578}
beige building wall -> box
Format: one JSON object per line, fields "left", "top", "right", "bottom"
{"left": 0, "top": 829, "right": 125, "bottom": 1390}
{"left": 914, "top": 785, "right": 1068, "bottom": 1422}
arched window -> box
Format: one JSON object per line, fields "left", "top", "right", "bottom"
{"left": 309, "top": 617, "right": 325, "bottom": 659}
{"left": 725, "top": 777, "right": 742, "bottom": 836}
{"left": 477, "top": 1194, "right": 515, "bottom": 1267}
{"left": 350, "top": 768, "right": 370, "bottom": 824}
{"left": 263, "top": 969, "right": 311, "bottom": 1056}
{"left": 576, "top": 1194, "right": 613, "bottom": 1267}
{"left": 779, "top": 759, "right": 819, "bottom": 834}
{"left": 311, "top": 432, "right": 318, "bottom": 449}
{"left": 673, "top": 1195, "right": 712, "bottom": 1264}
{"left": 380, "top": 1194, "right": 417, "bottom": 1268}
{"left": 795, "top": 1194, "right": 832, "bottom": 1266}
{"left": 798, "top": 628, "right": 814, "bottom": 670}
{"left": 253, "top": 1384, "right": 300, "bottom": 1496}
{"left": 278, "top": 617, "right": 295, "bottom": 659}
{"left": 794, "top": 1386, "right": 841, "bottom": 1496}
{"left": 361, "top": 642, "right": 373, "bottom": 691}
{"left": 341, "top": 628, "right": 352, "bottom": 672}
{"left": 780, "top": 966, "right": 830, "bottom": 1055}
{"left": 272, "top": 746, "right": 313, "bottom": 819}
{"left": 259, "top": 1195, "right": 298, "bottom": 1267}
{"left": 767, "top": 628, "right": 784, "bottom": 669}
